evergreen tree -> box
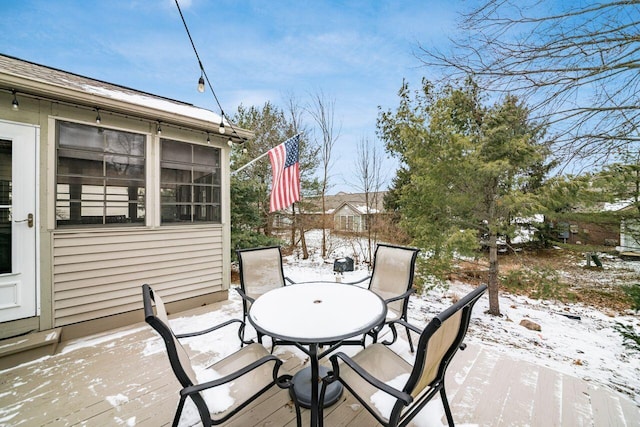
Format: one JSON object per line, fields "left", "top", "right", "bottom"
{"left": 378, "top": 78, "right": 551, "bottom": 315}
{"left": 230, "top": 102, "right": 319, "bottom": 256}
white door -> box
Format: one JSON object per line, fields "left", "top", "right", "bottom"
{"left": 0, "top": 120, "right": 38, "bottom": 322}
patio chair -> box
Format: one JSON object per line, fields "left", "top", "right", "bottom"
{"left": 319, "top": 284, "right": 486, "bottom": 427}
{"left": 142, "top": 284, "right": 301, "bottom": 427}
{"left": 345, "top": 243, "right": 420, "bottom": 351}
{"left": 236, "top": 245, "right": 295, "bottom": 346}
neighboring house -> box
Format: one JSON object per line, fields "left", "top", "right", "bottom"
{"left": 0, "top": 54, "right": 252, "bottom": 345}
{"left": 618, "top": 218, "right": 640, "bottom": 255}
{"left": 615, "top": 203, "right": 640, "bottom": 256}
{"left": 330, "top": 192, "right": 386, "bottom": 232}
{"left": 333, "top": 201, "right": 379, "bottom": 232}
{"left": 272, "top": 191, "right": 387, "bottom": 232}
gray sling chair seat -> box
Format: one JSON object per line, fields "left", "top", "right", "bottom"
{"left": 236, "top": 245, "right": 296, "bottom": 348}
{"left": 319, "top": 284, "right": 487, "bottom": 427}
{"left": 344, "top": 243, "right": 420, "bottom": 351}
{"left": 142, "top": 284, "right": 301, "bottom": 427}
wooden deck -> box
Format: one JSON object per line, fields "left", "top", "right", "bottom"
{"left": 1, "top": 297, "right": 638, "bottom": 427}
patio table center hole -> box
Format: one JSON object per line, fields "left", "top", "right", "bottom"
{"left": 313, "top": 299, "right": 322, "bottom": 304}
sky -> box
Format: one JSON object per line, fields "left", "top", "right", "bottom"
{"left": 0, "top": 0, "right": 459, "bottom": 194}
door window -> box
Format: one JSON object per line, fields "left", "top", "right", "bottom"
{"left": 0, "top": 140, "right": 11, "bottom": 273}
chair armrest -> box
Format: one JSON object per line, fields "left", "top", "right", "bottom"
{"left": 341, "top": 275, "right": 371, "bottom": 286}
{"left": 328, "top": 352, "right": 413, "bottom": 405}
{"left": 180, "top": 354, "right": 282, "bottom": 396}
{"left": 384, "top": 288, "right": 415, "bottom": 304}
{"left": 386, "top": 318, "right": 422, "bottom": 335}
{"left": 235, "top": 287, "right": 255, "bottom": 304}
{"left": 175, "top": 318, "right": 245, "bottom": 339}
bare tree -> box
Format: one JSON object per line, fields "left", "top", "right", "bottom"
{"left": 308, "top": 91, "right": 340, "bottom": 258}
{"left": 284, "top": 94, "right": 318, "bottom": 259}
{"left": 419, "top": 0, "right": 640, "bottom": 169}
{"left": 354, "top": 137, "right": 385, "bottom": 263}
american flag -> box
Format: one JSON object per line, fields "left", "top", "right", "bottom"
{"left": 268, "top": 134, "right": 301, "bottom": 212}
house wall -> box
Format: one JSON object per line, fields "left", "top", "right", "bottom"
{"left": 52, "top": 227, "right": 223, "bottom": 327}
{"left": 334, "top": 205, "right": 363, "bottom": 232}
{"left": 619, "top": 219, "right": 640, "bottom": 253}
{"left": 0, "top": 89, "right": 231, "bottom": 338}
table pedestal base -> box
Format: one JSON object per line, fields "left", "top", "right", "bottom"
{"left": 290, "top": 366, "right": 343, "bottom": 409}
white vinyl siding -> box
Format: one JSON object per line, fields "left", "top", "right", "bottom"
{"left": 52, "top": 226, "right": 223, "bottom": 326}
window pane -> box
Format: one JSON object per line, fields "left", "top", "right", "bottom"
{"left": 106, "top": 155, "right": 145, "bottom": 179}
{"left": 161, "top": 204, "right": 192, "bottom": 223}
{"left": 56, "top": 121, "right": 146, "bottom": 227}
{"left": 105, "top": 130, "right": 145, "bottom": 156}
{"left": 58, "top": 149, "right": 104, "bottom": 177}
{"left": 0, "top": 140, "right": 11, "bottom": 273}
{"left": 161, "top": 163, "right": 191, "bottom": 184}
{"left": 193, "top": 170, "right": 213, "bottom": 185}
{"left": 161, "top": 139, "right": 192, "bottom": 163}
{"left": 193, "top": 144, "right": 219, "bottom": 167}
{"left": 160, "top": 139, "right": 220, "bottom": 225}
{"left": 58, "top": 122, "right": 103, "bottom": 151}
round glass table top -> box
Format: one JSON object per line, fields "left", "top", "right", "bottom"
{"left": 249, "top": 282, "right": 387, "bottom": 343}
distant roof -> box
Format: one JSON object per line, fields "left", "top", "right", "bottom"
{"left": 0, "top": 54, "right": 252, "bottom": 138}
{"left": 306, "top": 191, "right": 387, "bottom": 214}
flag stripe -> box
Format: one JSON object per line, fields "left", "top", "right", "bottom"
{"left": 268, "top": 135, "right": 301, "bottom": 212}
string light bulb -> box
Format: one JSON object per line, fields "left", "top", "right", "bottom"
{"left": 11, "top": 90, "right": 19, "bottom": 111}
{"left": 156, "top": 121, "right": 162, "bottom": 135}
{"left": 218, "top": 117, "right": 226, "bottom": 134}
{"left": 206, "top": 132, "right": 211, "bottom": 144}
{"left": 95, "top": 108, "right": 101, "bottom": 124}
{"left": 197, "top": 73, "right": 205, "bottom": 93}
{"left": 227, "top": 138, "right": 233, "bottom": 147}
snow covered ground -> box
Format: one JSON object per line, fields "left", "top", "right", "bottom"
{"left": 4, "top": 230, "right": 636, "bottom": 427}
{"left": 278, "top": 230, "right": 640, "bottom": 409}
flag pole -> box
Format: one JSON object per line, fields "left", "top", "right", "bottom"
{"left": 231, "top": 151, "right": 269, "bottom": 175}
{"left": 231, "top": 133, "right": 301, "bottom": 176}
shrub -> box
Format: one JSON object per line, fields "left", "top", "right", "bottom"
{"left": 500, "top": 266, "right": 577, "bottom": 302}
{"left": 622, "top": 284, "right": 640, "bottom": 312}
{"left": 614, "top": 323, "right": 640, "bottom": 351}
{"left": 614, "top": 284, "right": 640, "bottom": 351}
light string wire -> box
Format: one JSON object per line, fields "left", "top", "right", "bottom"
{"left": 174, "top": 0, "right": 244, "bottom": 143}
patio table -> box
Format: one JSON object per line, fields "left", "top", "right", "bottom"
{"left": 248, "top": 281, "right": 387, "bottom": 427}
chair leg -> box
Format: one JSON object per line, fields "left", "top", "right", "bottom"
{"left": 319, "top": 380, "right": 328, "bottom": 427}
{"left": 171, "top": 395, "right": 187, "bottom": 427}
{"left": 277, "top": 374, "right": 301, "bottom": 427}
{"left": 440, "top": 385, "right": 455, "bottom": 427}
{"left": 405, "top": 324, "right": 414, "bottom": 353}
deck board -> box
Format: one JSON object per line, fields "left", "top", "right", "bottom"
{"left": 530, "top": 362, "right": 563, "bottom": 426}
{"left": 1, "top": 298, "right": 638, "bottom": 427}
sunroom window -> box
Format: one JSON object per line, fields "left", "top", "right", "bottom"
{"left": 160, "top": 139, "right": 221, "bottom": 224}
{"left": 56, "top": 121, "right": 146, "bottom": 227}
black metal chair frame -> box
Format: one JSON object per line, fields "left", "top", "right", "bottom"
{"left": 344, "top": 243, "right": 420, "bottom": 351}
{"left": 142, "top": 284, "right": 301, "bottom": 427}
{"left": 236, "top": 245, "right": 296, "bottom": 348}
{"left": 319, "top": 284, "right": 487, "bottom": 427}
